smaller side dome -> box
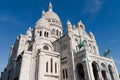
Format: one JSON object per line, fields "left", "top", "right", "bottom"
{"left": 35, "top": 17, "right": 49, "bottom": 29}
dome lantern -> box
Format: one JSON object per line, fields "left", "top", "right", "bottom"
{"left": 49, "top": 2, "right": 53, "bottom": 11}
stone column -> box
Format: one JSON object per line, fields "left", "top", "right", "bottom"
{"left": 86, "top": 60, "right": 95, "bottom": 80}
{"left": 38, "top": 52, "right": 44, "bottom": 80}
{"left": 19, "top": 51, "right": 32, "bottom": 80}
{"left": 82, "top": 52, "right": 94, "bottom": 80}
{"left": 112, "top": 61, "right": 120, "bottom": 80}
{"left": 106, "top": 70, "right": 110, "bottom": 80}
{"left": 30, "top": 56, "right": 36, "bottom": 80}
{"left": 98, "top": 70, "right": 103, "bottom": 80}
{"left": 107, "top": 68, "right": 112, "bottom": 80}
{"left": 71, "top": 49, "right": 77, "bottom": 80}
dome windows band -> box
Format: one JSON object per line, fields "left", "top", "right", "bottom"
{"left": 40, "top": 31, "right": 42, "bottom": 36}
{"left": 44, "top": 31, "right": 49, "bottom": 37}
{"left": 51, "top": 29, "right": 61, "bottom": 37}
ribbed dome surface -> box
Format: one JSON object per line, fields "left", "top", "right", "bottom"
{"left": 35, "top": 17, "right": 49, "bottom": 29}
{"left": 44, "top": 11, "right": 61, "bottom": 22}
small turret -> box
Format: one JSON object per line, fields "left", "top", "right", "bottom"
{"left": 9, "top": 45, "right": 14, "bottom": 58}
{"left": 73, "top": 24, "right": 76, "bottom": 29}
{"left": 17, "top": 36, "right": 19, "bottom": 40}
{"left": 66, "top": 20, "right": 72, "bottom": 33}
{"left": 42, "top": 9, "right": 45, "bottom": 16}
{"left": 77, "top": 20, "right": 85, "bottom": 30}
{"left": 66, "top": 20, "right": 72, "bottom": 27}
{"left": 89, "top": 31, "right": 95, "bottom": 41}
{"left": 26, "top": 27, "right": 32, "bottom": 40}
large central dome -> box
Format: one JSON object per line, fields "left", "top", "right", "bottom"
{"left": 35, "top": 2, "right": 62, "bottom": 28}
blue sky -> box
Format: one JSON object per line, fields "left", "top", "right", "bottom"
{"left": 0, "top": 0, "right": 120, "bottom": 75}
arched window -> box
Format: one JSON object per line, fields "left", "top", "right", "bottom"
{"left": 76, "top": 63, "right": 85, "bottom": 80}
{"left": 44, "top": 31, "right": 46, "bottom": 37}
{"left": 43, "top": 46, "right": 49, "bottom": 50}
{"left": 92, "top": 62, "right": 100, "bottom": 80}
{"left": 62, "top": 44, "right": 67, "bottom": 51}
{"left": 52, "top": 29, "right": 55, "bottom": 35}
{"left": 59, "top": 31, "right": 61, "bottom": 37}
{"left": 51, "top": 58, "right": 53, "bottom": 73}
{"left": 40, "top": 31, "right": 42, "bottom": 36}
{"left": 108, "top": 65, "right": 115, "bottom": 80}
{"left": 46, "top": 62, "right": 48, "bottom": 72}
{"left": 63, "top": 69, "right": 68, "bottom": 79}
{"left": 101, "top": 63, "right": 108, "bottom": 80}
{"left": 47, "top": 32, "right": 49, "bottom": 37}
{"left": 63, "top": 69, "right": 65, "bottom": 79}
{"left": 80, "top": 25, "right": 84, "bottom": 30}
{"left": 55, "top": 63, "right": 57, "bottom": 73}
{"left": 56, "top": 30, "right": 58, "bottom": 36}
{"left": 66, "top": 69, "right": 68, "bottom": 78}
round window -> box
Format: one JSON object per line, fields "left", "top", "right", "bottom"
{"left": 43, "top": 46, "right": 49, "bottom": 50}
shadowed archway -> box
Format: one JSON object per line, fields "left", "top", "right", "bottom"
{"left": 92, "top": 61, "right": 100, "bottom": 80}
{"left": 76, "top": 63, "right": 85, "bottom": 80}
{"left": 108, "top": 65, "right": 115, "bottom": 80}
{"left": 101, "top": 63, "right": 108, "bottom": 80}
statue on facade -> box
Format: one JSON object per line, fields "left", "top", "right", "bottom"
{"left": 78, "top": 39, "right": 86, "bottom": 49}
{"left": 104, "top": 49, "right": 111, "bottom": 58}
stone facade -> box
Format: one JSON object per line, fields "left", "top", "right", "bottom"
{"left": 1, "top": 2, "right": 120, "bottom": 80}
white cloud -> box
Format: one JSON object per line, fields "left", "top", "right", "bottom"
{"left": 83, "top": 0, "right": 104, "bottom": 15}
{"left": 109, "top": 39, "right": 119, "bottom": 43}
{"left": 0, "top": 15, "right": 16, "bottom": 24}
{"left": 113, "top": 58, "right": 119, "bottom": 64}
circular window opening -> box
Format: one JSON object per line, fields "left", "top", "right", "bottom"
{"left": 43, "top": 46, "right": 49, "bottom": 50}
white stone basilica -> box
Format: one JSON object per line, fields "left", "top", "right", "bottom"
{"left": 1, "top": 2, "right": 120, "bottom": 80}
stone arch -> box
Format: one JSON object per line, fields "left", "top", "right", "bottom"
{"left": 108, "top": 64, "right": 115, "bottom": 80}
{"left": 52, "top": 29, "right": 55, "bottom": 35}
{"left": 56, "top": 30, "right": 58, "bottom": 36}
{"left": 101, "top": 63, "right": 108, "bottom": 80}
{"left": 92, "top": 61, "right": 100, "bottom": 80}
{"left": 76, "top": 63, "right": 85, "bottom": 80}
{"left": 40, "top": 31, "right": 42, "bottom": 36}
